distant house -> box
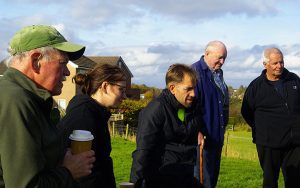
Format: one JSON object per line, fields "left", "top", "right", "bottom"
{"left": 86, "top": 56, "right": 141, "bottom": 100}
{"left": 0, "top": 56, "right": 140, "bottom": 109}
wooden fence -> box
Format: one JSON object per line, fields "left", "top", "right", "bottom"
{"left": 109, "top": 122, "right": 137, "bottom": 141}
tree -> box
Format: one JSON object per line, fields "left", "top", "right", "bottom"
{"left": 111, "top": 83, "right": 162, "bottom": 127}
{"left": 112, "top": 99, "right": 148, "bottom": 127}
{"left": 228, "top": 85, "right": 247, "bottom": 125}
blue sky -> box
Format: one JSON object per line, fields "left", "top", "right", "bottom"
{"left": 1, "top": 0, "right": 300, "bottom": 88}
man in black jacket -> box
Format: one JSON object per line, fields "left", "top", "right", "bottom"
{"left": 241, "top": 47, "right": 300, "bottom": 188}
{"left": 130, "top": 64, "right": 204, "bottom": 188}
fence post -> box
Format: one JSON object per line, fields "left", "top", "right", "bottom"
{"left": 225, "top": 131, "right": 229, "bottom": 157}
{"left": 125, "top": 124, "right": 129, "bottom": 139}
{"left": 112, "top": 122, "right": 115, "bottom": 137}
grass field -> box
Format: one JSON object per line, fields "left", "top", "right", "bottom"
{"left": 222, "top": 131, "right": 258, "bottom": 160}
{"left": 111, "top": 131, "right": 284, "bottom": 187}
{"left": 111, "top": 136, "right": 134, "bottom": 184}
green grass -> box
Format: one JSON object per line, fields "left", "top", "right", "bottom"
{"left": 111, "top": 132, "right": 284, "bottom": 187}
{"left": 111, "top": 136, "right": 135, "bottom": 185}
{"left": 223, "top": 131, "right": 258, "bottom": 160}
{"left": 218, "top": 158, "right": 262, "bottom": 188}
{"left": 217, "top": 157, "right": 284, "bottom": 188}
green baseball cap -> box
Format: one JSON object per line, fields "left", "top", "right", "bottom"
{"left": 9, "top": 25, "right": 85, "bottom": 61}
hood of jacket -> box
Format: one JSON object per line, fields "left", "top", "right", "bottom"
{"left": 66, "top": 94, "right": 111, "bottom": 120}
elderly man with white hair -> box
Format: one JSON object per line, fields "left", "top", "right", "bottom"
{"left": 192, "top": 41, "right": 229, "bottom": 188}
{"left": 0, "top": 25, "right": 95, "bottom": 188}
{"left": 242, "top": 47, "right": 300, "bottom": 187}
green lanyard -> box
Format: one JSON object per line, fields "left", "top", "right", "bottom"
{"left": 177, "top": 108, "right": 185, "bottom": 123}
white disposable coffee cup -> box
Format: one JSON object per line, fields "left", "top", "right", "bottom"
{"left": 119, "top": 182, "right": 134, "bottom": 188}
{"left": 69, "top": 130, "right": 94, "bottom": 154}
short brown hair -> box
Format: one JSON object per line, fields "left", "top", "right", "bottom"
{"left": 165, "top": 63, "right": 197, "bottom": 86}
{"left": 73, "top": 63, "right": 126, "bottom": 96}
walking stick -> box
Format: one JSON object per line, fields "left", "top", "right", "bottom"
{"left": 199, "top": 143, "right": 204, "bottom": 186}
{"left": 197, "top": 132, "right": 205, "bottom": 187}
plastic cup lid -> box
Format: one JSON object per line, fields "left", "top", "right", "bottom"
{"left": 69, "top": 130, "right": 94, "bottom": 141}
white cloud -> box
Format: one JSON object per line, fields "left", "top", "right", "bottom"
{"left": 85, "top": 43, "right": 300, "bottom": 88}
{"left": 1, "top": 0, "right": 300, "bottom": 89}
{"left": 240, "top": 55, "right": 257, "bottom": 68}
{"left": 52, "top": 24, "right": 65, "bottom": 33}
{"left": 1, "top": 0, "right": 288, "bottom": 28}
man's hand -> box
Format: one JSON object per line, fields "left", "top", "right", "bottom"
{"left": 198, "top": 132, "right": 205, "bottom": 147}
{"left": 62, "top": 149, "right": 96, "bottom": 179}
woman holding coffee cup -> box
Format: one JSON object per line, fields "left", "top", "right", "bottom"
{"left": 58, "top": 63, "right": 127, "bottom": 188}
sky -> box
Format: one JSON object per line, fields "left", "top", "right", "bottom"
{"left": 1, "top": 0, "right": 300, "bottom": 89}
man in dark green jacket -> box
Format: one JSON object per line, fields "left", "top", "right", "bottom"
{"left": 0, "top": 25, "right": 95, "bottom": 188}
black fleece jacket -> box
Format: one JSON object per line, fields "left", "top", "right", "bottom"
{"left": 58, "top": 94, "right": 116, "bottom": 188}
{"left": 130, "top": 89, "right": 202, "bottom": 188}
{"left": 242, "top": 68, "right": 300, "bottom": 148}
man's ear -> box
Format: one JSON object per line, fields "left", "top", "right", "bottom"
{"left": 30, "top": 52, "right": 42, "bottom": 73}
{"left": 205, "top": 51, "right": 209, "bottom": 56}
{"left": 169, "top": 84, "right": 176, "bottom": 95}
{"left": 263, "top": 62, "right": 267, "bottom": 68}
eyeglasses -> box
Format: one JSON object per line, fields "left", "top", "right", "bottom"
{"left": 109, "top": 83, "right": 127, "bottom": 93}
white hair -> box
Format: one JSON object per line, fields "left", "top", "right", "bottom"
{"left": 205, "top": 40, "right": 227, "bottom": 53}
{"left": 262, "top": 47, "right": 283, "bottom": 65}
{"left": 6, "top": 47, "right": 60, "bottom": 67}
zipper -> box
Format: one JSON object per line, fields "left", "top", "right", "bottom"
{"left": 285, "top": 102, "right": 289, "bottom": 112}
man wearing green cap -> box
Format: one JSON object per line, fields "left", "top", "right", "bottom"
{"left": 130, "top": 64, "right": 204, "bottom": 188}
{"left": 0, "top": 25, "right": 95, "bottom": 188}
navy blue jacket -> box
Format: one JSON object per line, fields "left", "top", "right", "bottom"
{"left": 192, "top": 56, "right": 229, "bottom": 147}
{"left": 241, "top": 68, "right": 300, "bottom": 148}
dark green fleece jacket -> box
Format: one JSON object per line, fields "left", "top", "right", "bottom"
{"left": 0, "top": 68, "right": 75, "bottom": 188}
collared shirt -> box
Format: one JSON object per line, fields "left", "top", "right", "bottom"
{"left": 212, "top": 70, "right": 228, "bottom": 104}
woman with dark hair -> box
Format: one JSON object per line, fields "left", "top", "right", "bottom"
{"left": 58, "top": 63, "right": 127, "bottom": 188}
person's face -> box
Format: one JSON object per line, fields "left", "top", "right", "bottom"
{"left": 106, "top": 81, "right": 127, "bottom": 108}
{"left": 169, "top": 74, "right": 195, "bottom": 108}
{"left": 264, "top": 53, "right": 284, "bottom": 80}
{"left": 38, "top": 51, "right": 70, "bottom": 96}
{"left": 204, "top": 47, "right": 227, "bottom": 71}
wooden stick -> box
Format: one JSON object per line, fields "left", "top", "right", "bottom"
{"left": 200, "top": 143, "right": 204, "bottom": 186}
